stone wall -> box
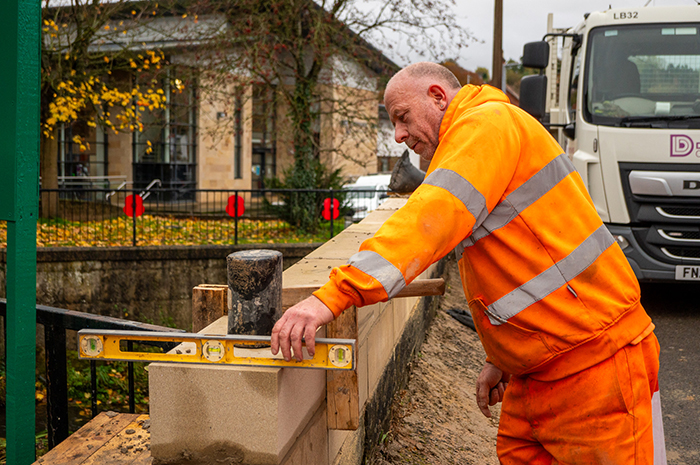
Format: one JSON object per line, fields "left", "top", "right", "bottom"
{"left": 148, "top": 199, "right": 447, "bottom": 465}
{"left": 0, "top": 243, "right": 319, "bottom": 330}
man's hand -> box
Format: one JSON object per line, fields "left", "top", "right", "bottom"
{"left": 476, "top": 362, "right": 510, "bottom": 418}
{"left": 271, "top": 295, "right": 335, "bottom": 362}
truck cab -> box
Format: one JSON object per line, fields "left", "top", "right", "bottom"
{"left": 521, "top": 5, "right": 700, "bottom": 282}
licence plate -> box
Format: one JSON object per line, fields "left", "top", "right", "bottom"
{"left": 675, "top": 265, "right": 700, "bottom": 281}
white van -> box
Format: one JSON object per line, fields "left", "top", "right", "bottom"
{"left": 343, "top": 174, "right": 391, "bottom": 221}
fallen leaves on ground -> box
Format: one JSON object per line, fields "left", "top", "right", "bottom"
{"left": 0, "top": 215, "right": 339, "bottom": 247}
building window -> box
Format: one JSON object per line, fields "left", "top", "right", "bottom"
{"left": 133, "top": 69, "right": 197, "bottom": 197}
{"left": 379, "top": 156, "right": 390, "bottom": 173}
{"left": 57, "top": 121, "right": 108, "bottom": 188}
{"left": 251, "top": 84, "right": 276, "bottom": 189}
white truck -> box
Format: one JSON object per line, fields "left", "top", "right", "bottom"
{"left": 520, "top": 5, "right": 700, "bottom": 282}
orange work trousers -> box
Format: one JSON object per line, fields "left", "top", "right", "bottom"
{"left": 497, "top": 333, "right": 666, "bottom": 464}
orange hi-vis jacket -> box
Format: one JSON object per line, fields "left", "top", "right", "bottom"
{"left": 314, "top": 84, "right": 653, "bottom": 380}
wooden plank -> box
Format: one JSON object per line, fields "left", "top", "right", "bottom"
{"left": 282, "top": 278, "right": 445, "bottom": 310}
{"left": 34, "top": 413, "right": 139, "bottom": 465}
{"left": 80, "top": 414, "right": 151, "bottom": 465}
{"left": 396, "top": 278, "right": 445, "bottom": 298}
{"left": 192, "top": 284, "right": 228, "bottom": 332}
{"left": 121, "top": 415, "right": 153, "bottom": 465}
{"left": 326, "top": 306, "right": 359, "bottom": 430}
{"left": 327, "top": 370, "right": 359, "bottom": 430}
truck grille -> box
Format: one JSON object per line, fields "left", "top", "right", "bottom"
{"left": 620, "top": 163, "right": 700, "bottom": 265}
{"left": 658, "top": 229, "right": 700, "bottom": 241}
{"left": 662, "top": 247, "right": 700, "bottom": 260}
{"left": 656, "top": 206, "right": 700, "bottom": 218}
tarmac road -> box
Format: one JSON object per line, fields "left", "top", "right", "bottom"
{"left": 642, "top": 282, "right": 700, "bottom": 465}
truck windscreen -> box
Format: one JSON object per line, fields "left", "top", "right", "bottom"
{"left": 586, "top": 23, "right": 700, "bottom": 127}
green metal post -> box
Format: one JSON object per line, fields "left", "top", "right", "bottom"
{"left": 0, "top": 0, "right": 41, "bottom": 464}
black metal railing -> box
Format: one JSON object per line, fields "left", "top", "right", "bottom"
{"left": 0, "top": 299, "right": 184, "bottom": 449}
{"left": 35, "top": 188, "right": 390, "bottom": 247}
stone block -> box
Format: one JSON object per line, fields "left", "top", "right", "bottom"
{"left": 281, "top": 258, "right": 347, "bottom": 288}
{"left": 356, "top": 303, "right": 379, "bottom": 345}
{"left": 366, "top": 304, "right": 395, "bottom": 394}
{"left": 392, "top": 296, "right": 416, "bottom": 342}
{"left": 388, "top": 263, "right": 437, "bottom": 341}
{"left": 376, "top": 198, "right": 408, "bottom": 211}
{"left": 149, "top": 316, "right": 326, "bottom": 465}
{"left": 359, "top": 208, "right": 396, "bottom": 226}
{"left": 280, "top": 404, "right": 328, "bottom": 465}
{"left": 329, "top": 422, "right": 365, "bottom": 465}
{"left": 357, "top": 336, "right": 369, "bottom": 408}
{"left": 328, "top": 430, "right": 350, "bottom": 464}
{"left": 341, "top": 222, "right": 383, "bottom": 235}
{"left": 304, "top": 232, "right": 370, "bottom": 260}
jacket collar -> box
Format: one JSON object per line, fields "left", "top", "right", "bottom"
{"left": 438, "top": 84, "right": 510, "bottom": 142}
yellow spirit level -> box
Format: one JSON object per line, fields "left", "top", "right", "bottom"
{"left": 78, "top": 329, "right": 355, "bottom": 371}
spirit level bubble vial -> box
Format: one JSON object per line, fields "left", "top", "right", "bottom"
{"left": 80, "top": 335, "right": 104, "bottom": 357}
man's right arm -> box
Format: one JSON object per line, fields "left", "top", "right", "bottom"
{"left": 273, "top": 104, "right": 522, "bottom": 358}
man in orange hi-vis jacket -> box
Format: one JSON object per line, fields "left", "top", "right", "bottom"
{"left": 271, "top": 62, "right": 667, "bottom": 464}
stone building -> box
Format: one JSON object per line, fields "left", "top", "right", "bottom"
{"left": 53, "top": 5, "right": 399, "bottom": 193}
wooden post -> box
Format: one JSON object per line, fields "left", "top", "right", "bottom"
{"left": 492, "top": 0, "right": 504, "bottom": 90}
{"left": 192, "top": 284, "right": 228, "bottom": 332}
{"left": 326, "top": 306, "right": 359, "bottom": 430}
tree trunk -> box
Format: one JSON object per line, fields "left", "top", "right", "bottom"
{"left": 291, "top": 72, "right": 316, "bottom": 172}
{"left": 40, "top": 130, "right": 59, "bottom": 218}
{"left": 285, "top": 76, "right": 323, "bottom": 231}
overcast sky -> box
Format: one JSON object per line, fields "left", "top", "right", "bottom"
{"left": 439, "top": 0, "right": 700, "bottom": 74}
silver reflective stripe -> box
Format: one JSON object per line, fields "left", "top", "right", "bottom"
{"left": 652, "top": 390, "right": 668, "bottom": 465}
{"left": 454, "top": 241, "right": 466, "bottom": 261}
{"left": 485, "top": 224, "right": 615, "bottom": 325}
{"left": 348, "top": 250, "right": 406, "bottom": 298}
{"left": 423, "top": 168, "right": 488, "bottom": 233}
{"left": 466, "top": 153, "right": 575, "bottom": 250}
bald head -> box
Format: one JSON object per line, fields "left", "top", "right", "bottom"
{"left": 384, "top": 62, "right": 462, "bottom": 161}
{"left": 388, "top": 62, "right": 461, "bottom": 91}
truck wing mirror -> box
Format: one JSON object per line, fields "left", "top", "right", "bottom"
{"left": 520, "top": 75, "right": 547, "bottom": 120}
{"left": 563, "top": 123, "right": 576, "bottom": 140}
{"left": 522, "top": 41, "right": 550, "bottom": 69}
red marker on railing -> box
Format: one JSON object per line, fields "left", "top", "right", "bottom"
{"left": 322, "top": 197, "right": 340, "bottom": 220}
{"left": 225, "top": 195, "right": 245, "bottom": 218}
{"left": 123, "top": 194, "right": 144, "bottom": 218}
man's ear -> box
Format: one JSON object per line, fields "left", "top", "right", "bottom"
{"left": 428, "top": 84, "right": 448, "bottom": 110}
